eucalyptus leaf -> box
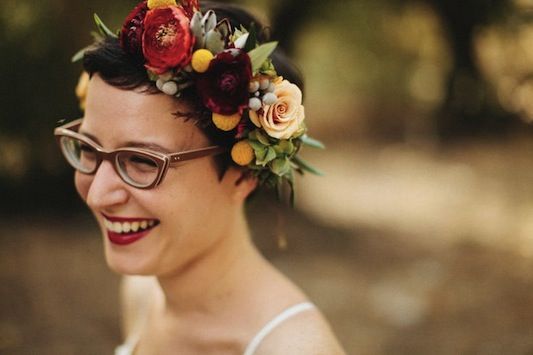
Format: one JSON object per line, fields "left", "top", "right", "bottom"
{"left": 292, "top": 156, "right": 325, "bottom": 176}
{"left": 300, "top": 135, "right": 325, "bottom": 149}
{"left": 249, "top": 140, "right": 266, "bottom": 151}
{"left": 264, "top": 147, "right": 277, "bottom": 164}
{"left": 254, "top": 147, "right": 267, "bottom": 161}
{"left": 279, "top": 140, "right": 295, "bottom": 154}
{"left": 94, "top": 14, "right": 117, "bottom": 39}
{"left": 271, "top": 158, "right": 291, "bottom": 176}
{"left": 255, "top": 130, "right": 271, "bottom": 146}
{"left": 248, "top": 42, "right": 278, "bottom": 74}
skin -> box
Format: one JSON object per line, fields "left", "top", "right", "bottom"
{"left": 76, "top": 74, "right": 345, "bottom": 354}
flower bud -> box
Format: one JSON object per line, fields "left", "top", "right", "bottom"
{"left": 249, "top": 97, "right": 262, "bottom": 111}
{"left": 249, "top": 81, "right": 260, "bottom": 93}
{"left": 260, "top": 78, "right": 270, "bottom": 90}
{"left": 162, "top": 81, "right": 178, "bottom": 96}
{"left": 262, "top": 93, "right": 278, "bottom": 105}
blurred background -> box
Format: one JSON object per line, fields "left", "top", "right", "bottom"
{"left": 1, "top": 0, "right": 533, "bottom": 353}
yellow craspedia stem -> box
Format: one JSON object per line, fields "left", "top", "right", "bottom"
{"left": 212, "top": 112, "right": 241, "bottom": 131}
{"left": 191, "top": 49, "right": 214, "bottom": 73}
{"left": 147, "top": 0, "right": 177, "bottom": 10}
{"left": 231, "top": 140, "right": 255, "bottom": 166}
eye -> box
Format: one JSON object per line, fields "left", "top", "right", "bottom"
{"left": 79, "top": 142, "right": 96, "bottom": 160}
{"left": 80, "top": 143, "right": 93, "bottom": 152}
{"left": 128, "top": 154, "right": 158, "bottom": 168}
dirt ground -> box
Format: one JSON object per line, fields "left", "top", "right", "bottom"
{"left": 1, "top": 138, "right": 533, "bottom": 355}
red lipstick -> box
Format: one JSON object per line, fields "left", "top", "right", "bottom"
{"left": 102, "top": 214, "right": 160, "bottom": 246}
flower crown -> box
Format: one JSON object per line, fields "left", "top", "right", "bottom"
{"left": 75, "top": 0, "right": 324, "bottom": 203}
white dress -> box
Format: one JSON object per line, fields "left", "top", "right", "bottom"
{"left": 114, "top": 302, "right": 315, "bottom": 355}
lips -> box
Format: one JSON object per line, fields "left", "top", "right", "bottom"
{"left": 102, "top": 214, "right": 160, "bottom": 246}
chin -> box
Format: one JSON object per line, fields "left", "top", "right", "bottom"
{"left": 103, "top": 241, "right": 156, "bottom": 276}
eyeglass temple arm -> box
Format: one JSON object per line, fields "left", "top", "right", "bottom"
{"left": 169, "top": 146, "right": 227, "bottom": 163}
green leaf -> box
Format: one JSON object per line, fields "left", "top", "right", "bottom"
{"left": 71, "top": 46, "right": 89, "bottom": 63}
{"left": 248, "top": 42, "right": 278, "bottom": 74}
{"left": 259, "top": 58, "right": 277, "bottom": 77}
{"left": 300, "top": 135, "right": 325, "bottom": 149}
{"left": 255, "top": 130, "right": 271, "bottom": 146}
{"left": 286, "top": 172, "right": 296, "bottom": 207}
{"left": 264, "top": 147, "right": 277, "bottom": 164}
{"left": 292, "top": 156, "right": 325, "bottom": 176}
{"left": 255, "top": 147, "right": 267, "bottom": 162}
{"left": 279, "top": 140, "right": 295, "bottom": 154}
{"left": 94, "top": 13, "right": 117, "bottom": 39}
{"left": 271, "top": 158, "right": 291, "bottom": 176}
{"left": 249, "top": 140, "right": 266, "bottom": 151}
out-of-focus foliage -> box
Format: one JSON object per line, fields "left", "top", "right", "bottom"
{"left": 476, "top": 0, "right": 533, "bottom": 123}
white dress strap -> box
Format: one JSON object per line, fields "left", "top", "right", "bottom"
{"left": 114, "top": 335, "right": 140, "bottom": 355}
{"left": 243, "top": 302, "right": 315, "bottom": 355}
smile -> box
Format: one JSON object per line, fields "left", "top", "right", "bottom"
{"left": 102, "top": 214, "right": 160, "bottom": 246}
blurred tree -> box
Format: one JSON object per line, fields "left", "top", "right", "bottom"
{"left": 424, "top": 0, "right": 517, "bottom": 138}
{"left": 269, "top": 0, "right": 526, "bottom": 139}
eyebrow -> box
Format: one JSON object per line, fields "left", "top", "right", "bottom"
{"left": 80, "top": 130, "right": 174, "bottom": 154}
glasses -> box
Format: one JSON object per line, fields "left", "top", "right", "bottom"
{"left": 54, "top": 119, "right": 226, "bottom": 189}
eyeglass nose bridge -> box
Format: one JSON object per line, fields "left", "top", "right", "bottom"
{"left": 88, "top": 149, "right": 123, "bottom": 179}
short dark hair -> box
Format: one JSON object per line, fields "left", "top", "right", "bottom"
{"left": 82, "top": 1, "right": 304, "bottom": 177}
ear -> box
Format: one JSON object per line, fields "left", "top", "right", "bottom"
{"left": 222, "top": 166, "right": 258, "bottom": 203}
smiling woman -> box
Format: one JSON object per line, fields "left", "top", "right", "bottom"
{"left": 54, "top": 0, "right": 344, "bottom": 354}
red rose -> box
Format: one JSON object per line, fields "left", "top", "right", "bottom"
{"left": 181, "top": 0, "right": 199, "bottom": 18}
{"left": 142, "top": 6, "right": 194, "bottom": 74}
{"left": 120, "top": 1, "right": 149, "bottom": 57}
{"left": 196, "top": 50, "right": 253, "bottom": 115}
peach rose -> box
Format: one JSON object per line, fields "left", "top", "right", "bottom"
{"left": 250, "top": 80, "right": 305, "bottom": 139}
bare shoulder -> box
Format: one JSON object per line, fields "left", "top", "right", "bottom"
{"left": 119, "top": 275, "right": 159, "bottom": 337}
{"left": 253, "top": 306, "right": 346, "bottom": 355}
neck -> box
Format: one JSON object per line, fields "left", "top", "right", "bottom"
{"left": 155, "top": 209, "right": 264, "bottom": 316}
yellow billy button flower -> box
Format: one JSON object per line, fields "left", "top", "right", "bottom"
{"left": 231, "top": 140, "right": 255, "bottom": 166}
{"left": 147, "top": 0, "right": 177, "bottom": 10}
{"left": 75, "top": 71, "right": 90, "bottom": 111}
{"left": 212, "top": 112, "right": 241, "bottom": 131}
{"left": 191, "top": 49, "right": 214, "bottom": 73}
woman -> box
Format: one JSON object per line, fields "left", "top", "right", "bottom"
{"left": 55, "top": 0, "right": 345, "bottom": 353}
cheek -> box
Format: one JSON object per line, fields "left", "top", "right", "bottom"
{"left": 74, "top": 172, "right": 92, "bottom": 202}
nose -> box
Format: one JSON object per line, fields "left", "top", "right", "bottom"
{"left": 86, "top": 160, "right": 129, "bottom": 211}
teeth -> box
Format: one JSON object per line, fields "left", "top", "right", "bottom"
{"left": 104, "top": 218, "right": 157, "bottom": 235}
{"left": 113, "top": 222, "right": 123, "bottom": 234}
{"left": 123, "top": 222, "right": 131, "bottom": 233}
{"left": 131, "top": 222, "right": 140, "bottom": 232}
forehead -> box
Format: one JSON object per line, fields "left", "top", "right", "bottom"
{"left": 82, "top": 74, "right": 207, "bottom": 149}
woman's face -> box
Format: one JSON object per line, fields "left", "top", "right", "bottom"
{"left": 76, "top": 75, "right": 246, "bottom": 276}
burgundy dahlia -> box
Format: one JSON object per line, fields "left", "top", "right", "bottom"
{"left": 196, "top": 50, "right": 253, "bottom": 115}
{"left": 120, "top": 1, "right": 149, "bottom": 57}
{"left": 142, "top": 6, "right": 194, "bottom": 74}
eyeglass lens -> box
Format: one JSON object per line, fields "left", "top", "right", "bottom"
{"left": 59, "top": 136, "right": 160, "bottom": 188}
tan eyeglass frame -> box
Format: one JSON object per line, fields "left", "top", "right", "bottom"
{"left": 54, "top": 118, "right": 227, "bottom": 189}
